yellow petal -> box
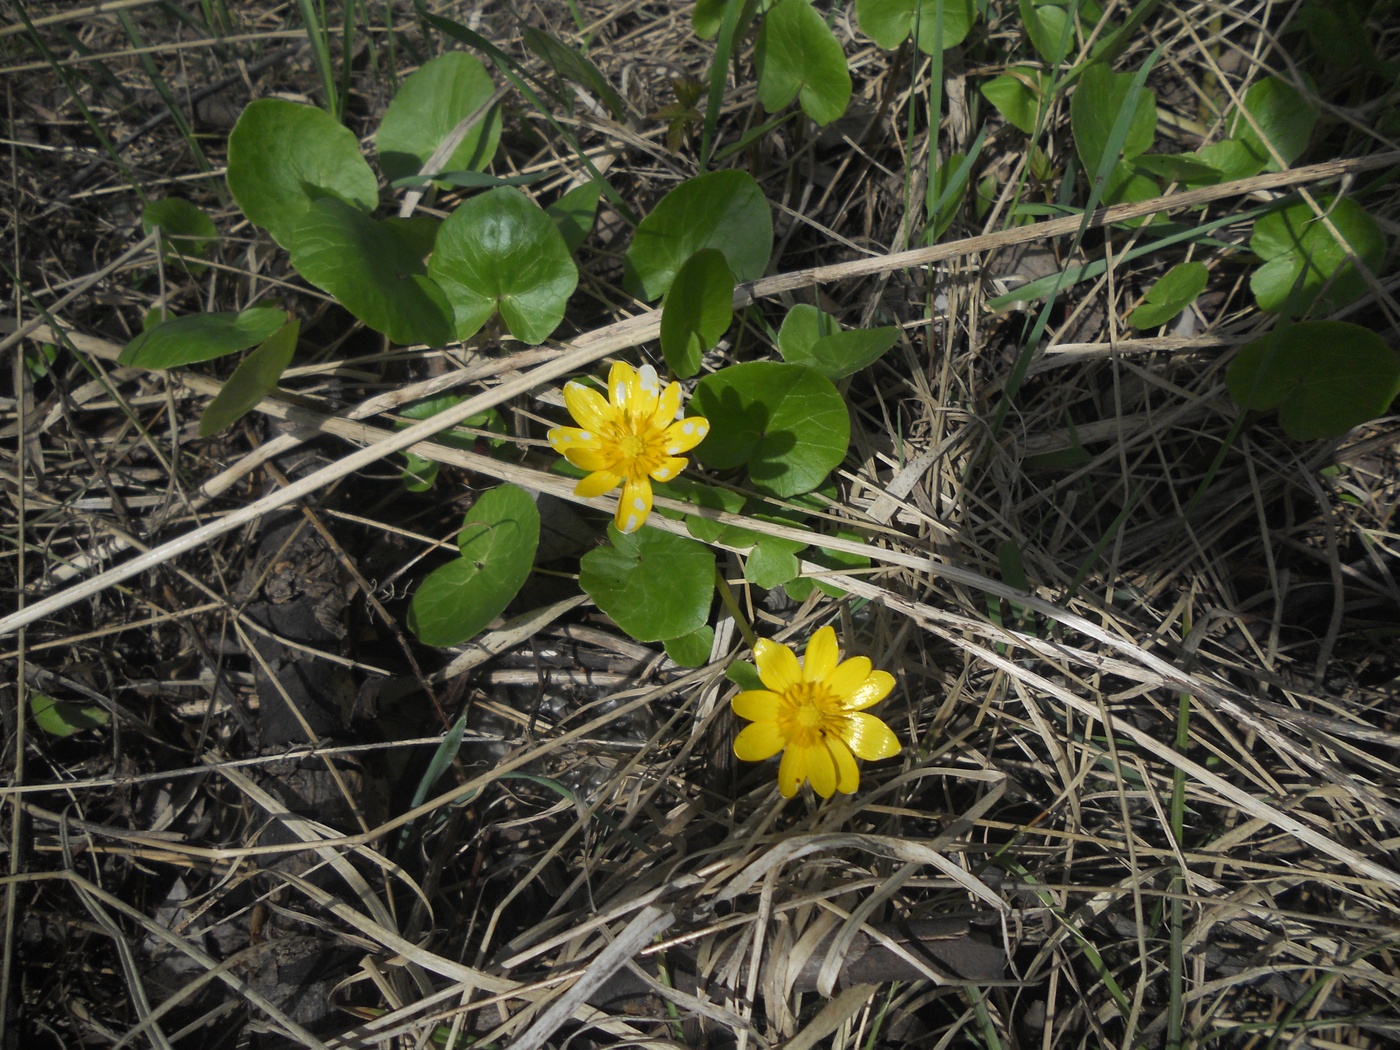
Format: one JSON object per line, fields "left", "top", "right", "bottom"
{"left": 734, "top": 720, "right": 785, "bottom": 762}
{"left": 562, "top": 382, "right": 613, "bottom": 433}
{"left": 804, "top": 740, "right": 838, "bottom": 798}
{"left": 608, "top": 360, "right": 637, "bottom": 410}
{"left": 732, "top": 689, "right": 782, "bottom": 722}
{"left": 649, "top": 456, "right": 688, "bottom": 482}
{"left": 754, "top": 638, "right": 802, "bottom": 693}
{"left": 633, "top": 363, "right": 662, "bottom": 418}
{"left": 778, "top": 746, "right": 806, "bottom": 798}
{"left": 845, "top": 670, "right": 895, "bottom": 711}
{"left": 826, "top": 656, "right": 874, "bottom": 702}
{"left": 843, "top": 712, "right": 901, "bottom": 761}
{"left": 654, "top": 381, "right": 682, "bottom": 427}
{"left": 547, "top": 425, "right": 602, "bottom": 455}
{"left": 828, "top": 736, "right": 861, "bottom": 794}
{"left": 614, "top": 475, "right": 653, "bottom": 534}
{"left": 661, "top": 416, "right": 710, "bottom": 455}
{"left": 575, "top": 470, "right": 621, "bottom": 498}
{"left": 803, "top": 626, "right": 839, "bottom": 682}
{"left": 565, "top": 445, "right": 617, "bottom": 473}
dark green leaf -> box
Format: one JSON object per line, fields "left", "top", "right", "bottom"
{"left": 661, "top": 249, "right": 734, "bottom": 378}
{"left": 755, "top": 0, "right": 852, "bottom": 125}
{"left": 777, "top": 304, "right": 899, "bottom": 379}
{"left": 1228, "top": 74, "right": 1318, "bottom": 172}
{"left": 857, "top": 0, "right": 977, "bottom": 54}
{"left": 31, "top": 693, "right": 109, "bottom": 737}
{"left": 664, "top": 625, "right": 715, "bottom": 667}
{"left": 198, "top": 319, "right": 299, "bottom": 436}
{"left": 1249, "top": 197, "right": 1385, "bottom": 315}
{"left": 1227, "top": 321, "right": 1400, "bottom": 440}
{"left": 226, "top": 99, "right": 378, "bottom": 248}
{"left": 693, "top": 362, "right": 849, "bottom": 496}
{"left": 625, "top": 170, "right": 773, "bottom": 301}
{"left": 548, "top": 181, "right": 603, "bottom": 253}
{"left": 980, "top": 66, "right": 1049, "bottom": 134}
{"left": 1128, "top": 261, "right": 1208, "bottom": 329}
{"left": 579, "top": 525, "right": 716, "bottom": 642}
{"left": 1071, "top": 61, "right": 1157, "bottom": 179}
{"left": 428, "top": 186, "right": 578, "bottom": 344}
{"left": 288, "top": 198, "right": 454, "bottom": 346}
{"left": 407, "top": 484, "right": 541, "bottom": 647}
{"left": 376, "top": 51, "right": 502, "bottom": 183}
{"left": 523, "top": 26, "right": 628, "bottom": 119}
{"left": 119, "top": 306, "right": 287, "bottom": 369}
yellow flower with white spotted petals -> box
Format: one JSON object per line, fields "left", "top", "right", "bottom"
{"left": 548, "top": 361, "right": 709, "bottom": 534}
{"left": 732, "top": 626, "right": 901, "bottom": 799}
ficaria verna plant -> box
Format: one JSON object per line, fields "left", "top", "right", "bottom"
{"left": 732, "top": 626, "right": 901, "bottom": 799}
{"left": 548, "top": 361, "right": 710, "bottom": 534}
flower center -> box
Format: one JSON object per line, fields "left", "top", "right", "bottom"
{"left": 606, "top": 413, "right": 667, "bottom": 479}
{"left": 781, "top": 680, "right": 841, "bottom": 746}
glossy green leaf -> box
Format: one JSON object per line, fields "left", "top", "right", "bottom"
{"left": 661, "top": 249, "right": 734, "bottom": 379}
{"left": 1193, "top": 139, "right": 1262, "bottom": 183}
{"left": 1071, "top": 62, "right": 1157, "bottom": 180}
{"left": 1249, "top": 197, "right": 1385, "bottom": 316}
{"left": 664, "top": 625, "right": 715, "bottom": 667}
{"left": 744, "top": 535, "right": 808, "bottom": 588}
{"left": 785, "top": 532, "right": 870, "bottom": 600}
{"left": 407, "top": 484, "right": 541, "bottom": 647}
{"left": 693, "top": 362, "right": 849, "bottom": 496}
{"left": 579, "top": 525, "right": 716, "bottom": 642}
{"left": 1228, "top": 75, "right": 1318, "bottom": 173}
{"left": 119, "top": 306, "right": 287, "bottom": 369}
{"left": 428, "top": 186, "right": 578, "bottom": 344}
{"left": 30, "top": 693, "right": 109, "bottom": 737}
{"left": 524, "top": 26, "right": 627, "bottom": 119}
{"left": 625, "top": 170, "right": 773, "bottom": 301}
{"left": 1020, "top": 0, "right": 1072, "bottom": 64}
{"left": 548, "top": 181, "right": 603, "bottom": 254}
{"left": 376, "top": 52, "right": 502, "bottom": 183}
{"left": 857, "top": 0, "right": 977, "bottom": 54}
{"left": 198, "top": 319, "right": 298, "bottom": 436}
{"left": 726, "top": 657, "right": 765, "bottom": 691}
{"left": 288, "top": 197, "right": 454, "bottom": 346}
{"left": 1226, "top": 321, "right": 1400, "bottom": 440}
{"left": 755, "top": 0, "right": 852, "bottom": 125}
{"left": 980, "top": 66, "right": 1049, "bottom": 134}
{"left": 143, "top": 198, "right": 218, "bottom": 271}
{"left": 777, "top": 304, "right": 899, "bottom": 379}
{"left": 1128, "top": 262, "right": 1208, "bottom": 329}
{"left": 226, "top": 98, "right": 378, "bottom": 248}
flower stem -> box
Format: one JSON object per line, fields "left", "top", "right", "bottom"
{"left": 713, "top": 568, "right": 758, "bottom": 650}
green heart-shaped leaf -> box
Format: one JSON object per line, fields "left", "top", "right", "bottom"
{"left": 755, "top": 0, "right": 852, "bottom": 126}
{"left": 428, "top": 186, "right": 579, "bottom": 344}
{"left": 661, "top": 249, "right": 734, "bottom": 379}
{"left": 1228, "top": 74, "right": 1318, "bottom": 173}
{"left": 1071, "top": 62, "right": 1157, "bottom": 180}
{"left": 857, "top": 0, "right": 977, "bottom": 54}
{"left": 119, "top": 306, "right": 288, "bottom": 369}
{"left": 288, "top": 197, "right": 454, "bottom": 346}
{"left": 548, "top": 181, "right": 603, "bottom": 254}
{"left": 777, "top": 305, "right": 899, "bottom": 380}
{"left": 1226, "top": 321, "right": 1400, "bottom": 440}
{"left": 1249, "top": 197, "right": 1385, "bottom": 316}
{"left": 1129, "top": 262, "right": 1209, "bottom": 329}
{"left": 226, "top": 99, "right": 378, "bottom": 248}
{"left": 407, "top": 484, "right": 541, "bottom": 647}
{"left": 579, "top": 525, "right": 716, "bottom": 643}
{"left": 981, "top": 66, "right": 1049, "bottom": 135}
{"left": 625, "top": 170, "right": 772, "bottom": 301}
{"left": 693, "top": 362, "right": 849, "bottom": 496}
{"left": 664, "top": 625, "right": 716, "bottom": 667}
{"left": 376, "top": 51, "right": 502, "bottom": 183}
{"left": 198, "top": 318, "right": 299, "bottom": 436}
{"left": 143, "top": 198, "right": 219, "bottom": 272}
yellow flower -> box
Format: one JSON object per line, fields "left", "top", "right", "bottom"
{"left": 732, "top": 626, "right": 901, "bottom": 799}
{"left": 548, "top": 361, "right": 710, "bottom": 534}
